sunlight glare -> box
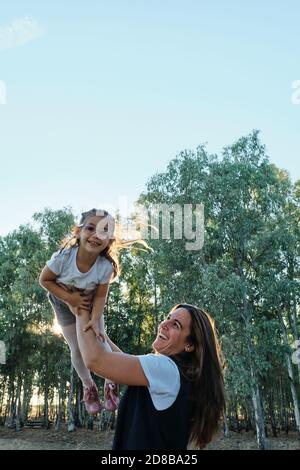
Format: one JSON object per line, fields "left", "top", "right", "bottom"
{"left": 52, "top": 319, "right": 62, "bottom": 336}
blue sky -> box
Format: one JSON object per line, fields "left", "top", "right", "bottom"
{"left": 0, "top": 0, "right": 299, "bottom": 235}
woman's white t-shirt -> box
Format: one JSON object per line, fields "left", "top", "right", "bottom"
{"left": 137, "top": 354, "right": 180, "bottom": 411}
{"left": 47, "top": 246, "right": 113, "bottom": 292}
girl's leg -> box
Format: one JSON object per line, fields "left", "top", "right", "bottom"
{"left": 61, "top": 322, "right": 101, "bottom": 414}
{"left": 60, "top": 323, "right": 94, "bottom": 388}
{"left": 97, "top": 316, "right": 120, "bottom": 411}
{"left": 98, "top": 315, "right": 112, "bottom": 353}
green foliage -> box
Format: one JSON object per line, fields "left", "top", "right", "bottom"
{"left": 0, "top": 131, "right": 299, "bottom": 436}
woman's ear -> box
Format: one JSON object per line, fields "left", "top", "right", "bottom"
{"left": 185, "top": 344, "right": 195, "bottom": 352}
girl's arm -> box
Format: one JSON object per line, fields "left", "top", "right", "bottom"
{"left": 76, "top": 309, "right": 148, "bottom": 386}
{"left": 39, "top": 266, "right": 92, "bottom": 311}
{"left": 39, "top": 266, "right": 71, "bottom": 302}
{"left": 90, "top": 283, "right": 109, "bottom": 320}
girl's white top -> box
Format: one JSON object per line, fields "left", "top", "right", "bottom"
{"left": 47, "top": 246, "right": 113, "bottom": 292}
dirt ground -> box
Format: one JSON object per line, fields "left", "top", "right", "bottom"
{"left": 0, "top": 426, "right": 114, "bottom": 450}
{"left": 204, "top": 431, "right": 300, "bottom": 450}
{"left": 0, "top": 427, "right": 299, "bottom": 450}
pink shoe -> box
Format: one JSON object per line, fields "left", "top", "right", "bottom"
{"left": 82, "top": 383, "right": 102, "bottom": 415}
{"left": 104, "top": 382, "right": 120, "bottom": 411}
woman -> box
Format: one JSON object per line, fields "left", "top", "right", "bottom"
{"left": 76, "top": 303, "right": 226, "bottom": 450}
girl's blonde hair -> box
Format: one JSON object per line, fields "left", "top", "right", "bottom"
{"left": 60, "top": 208, "right": 148, "bottom": 282}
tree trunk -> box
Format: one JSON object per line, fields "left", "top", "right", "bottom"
{"left": 279, "top": 376, "right": 289, "bottom": 433}
{"left": 223, "top": 413, "right": 230, "bottom": 437}
{"left": 55, "top": 384, "right": 63, "bottom": 431}
{"left": 287, "top": 260, "right": 300, "bottom": 382}
{"left": 5, "top": 377, "right": 15, "bottom": 428}
{"left": 75, "top": 387, "right": 83, "bottom": 428}
{"left": 240, "top": 273, "right": 267, "bottom": 450}
{"left": 244, "top": 401, "right": 254, "bottom": 432}
{"left": 250, "top": 371, "right": 266, "bottom": 449}
{"left": 292, "top": 294, "right": 300, "bottom": 382}
{"left": 44, "top": 379, "right": 49, "bottom": 429}
{"left": 67, "top": 364, "right": 75, "bottom": 432}
{"left": 235, "top": 406, "right": 240, "bottom": 433}
{"left": 15, "top": 377, "right": 22, "bottom": 431}
{"left": 21, "top": 376, "right": 32, "bottom": 424}
{"left": 268, "top": 390, "right": 278, "bottom": 437}
{"left": 87, "top": 414, "right": 93, "bottom": 430}
{"left": 0, "top": 376, "right": 8, "bottom": 418}
{"left": 280, "top": 316, "right": 300, "bottom": 435}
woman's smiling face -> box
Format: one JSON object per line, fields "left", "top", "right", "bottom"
{"left": 152, "top": 308, "right": 194, "bottom": 356}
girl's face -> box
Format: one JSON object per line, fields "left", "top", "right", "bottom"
{"left": 79, "top": 215, "right": 113, "bottom": 254}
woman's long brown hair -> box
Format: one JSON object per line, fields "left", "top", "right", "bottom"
{"left": 172, "top": 303, "right": 226, "bottom": 449}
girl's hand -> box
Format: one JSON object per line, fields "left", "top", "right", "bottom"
{"left": 84, "top": 319, "right": 106, "bottom": 342}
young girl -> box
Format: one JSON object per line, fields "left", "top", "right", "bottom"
{"left": 39, "top": 209, "right": 123, "bottom": 414}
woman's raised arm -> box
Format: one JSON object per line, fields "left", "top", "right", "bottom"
{"left": 76, "top": 310, "right": 148, "bottom": 387}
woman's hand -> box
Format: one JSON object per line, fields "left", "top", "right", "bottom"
{"left": 66, "top": 291, "right": 93, "bottom": 314}
{"left": 84, "top": 318, "right": 106, "bottom": 342}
